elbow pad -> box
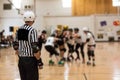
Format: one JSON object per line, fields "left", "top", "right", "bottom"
{"left": 86, "top": 38, "right": 90, "bottom": 42}
{"left": 70, "top": 36, "right": 73, "bottom": 39}
{"left": 13, "top": 41, "right": 19, "bottom": 50}
{"left": 32, "top": 42, "right": 39, "bottom": 53}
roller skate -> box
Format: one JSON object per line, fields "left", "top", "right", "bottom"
{"left": 38, "top": 62, "right": 44, "bottom": 69}
{"left": 58, "top": 60, "right": 64, "bottom": 66}
{"left": 37, "top": 58, "right": 44, "bottom": 69}
{"left": 87, "top": 61, "right": 91, "bottom": 66}
{"left": 49, "top": 60, "right": 54, "bottom": 66}
{"left": 92, "top": 63, "right": 96, "bottom": 67}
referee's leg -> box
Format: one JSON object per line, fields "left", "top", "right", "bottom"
{"left": 18, "top": 58, "right": 27, "bottom": 80}
{"left": 18, "top": 57, "right": 39, "bottom": 80}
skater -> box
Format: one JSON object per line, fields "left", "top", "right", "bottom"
{"left": 37, "top": 30, "right": 47, "bottom": 68}
{"left": 44, "top": 34, "right": 60, "bottom": 65}
{"left": 66, "top": 28, "right": 75, "bottom": 62}
{"left": 55, "top": 26, "right": 68, "bottom": 65}
{"left": 74, "top": 28, "right": 85, "bottom": 63}
{"left": 83, "top": 27, "right": 96, "bottom": 66}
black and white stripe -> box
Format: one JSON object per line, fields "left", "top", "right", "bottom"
{"left": 15, "top": 24, "right": 38, "bottom": 57}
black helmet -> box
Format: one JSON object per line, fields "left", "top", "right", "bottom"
{"left": 74, "top": 28, "right": 79, "bottom": 31}
{"left": 68, "top": 28, "right": 73, "bottom": 32}
{"left": 42, "top": 30, "right": 47, "bottom": 34}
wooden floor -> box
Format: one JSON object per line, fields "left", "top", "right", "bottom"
{"left": 0, "top": 42, "right": 120, "bottom": 80}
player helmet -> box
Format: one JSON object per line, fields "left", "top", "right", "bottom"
{"left": 63, "top": 25, "right": 69, "bottom": 30}
{"left": 23, "top": 11, "right": 35, "bottom": 21}
{"left": 74, "top": 28, "right": 79, "bottom": 31}
{"left": 82, "top": 27, "right": 89, "bottom": 31}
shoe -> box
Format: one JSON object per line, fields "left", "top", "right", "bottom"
{"left": 49, "top": 60, "right": 54, "bottom": 65}
{"left": 93, "top": 63, "right": 96, "bottom": 67}
{"left": 58, "top": 60, "right": 64, "bottom": 66}
{"left": 38, "top": 62, "right": 44, "bottom": 69}
{"left": 87, "top": 61, "right": 91, "bottom": 66}
{"left": 37, "top": 59, "right": 44, "bottom": 69}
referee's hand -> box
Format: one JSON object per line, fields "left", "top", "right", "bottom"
{"left": 34, "top": 51, "right": 41, "bottom": 60}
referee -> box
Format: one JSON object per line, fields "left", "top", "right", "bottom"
{"left": 13, "top": 11, "right": 40, "bottom": 80}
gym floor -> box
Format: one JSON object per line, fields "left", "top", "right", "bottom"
{"left": 0, "top": 42, "right": 120, "bottom": 80}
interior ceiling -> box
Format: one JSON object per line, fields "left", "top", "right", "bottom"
{"left": 40, "top": 0, "right": 58, "bottom": 1}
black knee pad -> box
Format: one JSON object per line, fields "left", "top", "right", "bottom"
{"left": 60, "top": 48, "right": 66, "bottom": 52}
{"left": 87, "top": 50, "right": 91, "bottom": 56}
{"left": 91, "top": 50, "right": 95, "bottom": 57}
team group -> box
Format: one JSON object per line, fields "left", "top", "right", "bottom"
{"left": 38, "top": 26, "right": 96, "bottom": 67}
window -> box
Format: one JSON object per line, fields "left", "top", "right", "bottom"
{"left": 12, "top": 0, "right": 21, "bottom": 9}
{"left": 112, "top": 0, "right": 120, "bottom": 6}
{"left": 62, "top": 0, "right": 71, "bottom": 8}
{"left": 3, "top": 4, "right": 12, "bottom": 10}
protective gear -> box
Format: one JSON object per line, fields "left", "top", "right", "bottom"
{"left": 23, "top": 11, "right": 35, "bottom": 21}
{"left": 60, "top": 48, "right": 66, "bottom": 52}
{"left": 83, "top": 27, "right": 89, "bottom": 31}
{"left": 13, "top": 41, "right": 19, "bottom": 50}
{"left": 63, "top": 25, "right": 68, "bottom": 30}
{"left": 37, "top": 58, "right": 44, "bottom": 69}
{"left": 58, "top": 60, "right": 64, "bottom": 66}
{"left": 86, "top": 38, "right": 90, "bottom": 42}
{"left": 68, "top": 28, "right": 73, "bottom": 32}
{"left": 31, "top": 42, "right": 39, "bottom": 53}
{"left": 42, "top": 30, "right": 47, "bottom": 34}
{"left": 49, "top": 60, "right": 54, "bottom": 65}
{"left": 74, "top": 28, "right": 79, "bottom": 32}
{"left": 56, "top": 28, "right": 62, "bottom": 35}
{"left": 70, "top": 36, "right": 73, "bottom": 39}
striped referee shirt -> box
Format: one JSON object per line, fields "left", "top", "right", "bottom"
{"left": 15, "top": 24, "right": 38, "bottom": 57}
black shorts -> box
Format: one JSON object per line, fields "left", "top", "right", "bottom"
{"left": 45, "top": 45, "right": 59, "bottom": 56}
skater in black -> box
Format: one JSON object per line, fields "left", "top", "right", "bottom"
{"left": 74, "top": 28, "right": 85, "bottom": 63}
{"left": 66, "top": 28, "right": 75, "bottom": 62}
{"left": 37, "top": 30, "right": 47, "bottom": 68}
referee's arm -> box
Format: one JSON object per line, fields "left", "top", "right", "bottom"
{"left": 13, "top": 30, "right": 19, "bottom": 55}
{"left": 31, "top": 29, "right": 40, "bottom": 60}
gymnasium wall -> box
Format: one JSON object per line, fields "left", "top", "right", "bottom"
{"left": 0, "top": 0, "right": 119, "bottom": 41}
{"left": 43, "top": 15, "right": 120, "bottom": 41}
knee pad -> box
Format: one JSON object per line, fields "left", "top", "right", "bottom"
{"left": 88, "top": 50, "right": 94, "bottom": 57}
{"left": 91, "top": 50, "right": 95, "bottom": 57}
{"left": 87, "top": 50, "right": 91, "bottom": 56}
{"left": 60, "top": 48, "right": 66, "bottom": 52}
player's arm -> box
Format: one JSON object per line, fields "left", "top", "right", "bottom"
{"left": 13, "top": 30, "right": 19, "bottom": 55}
{"left": 85, "top": 33, "right": 91, "bottom": 44}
